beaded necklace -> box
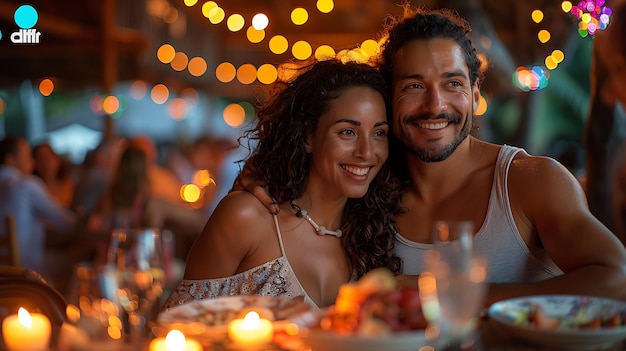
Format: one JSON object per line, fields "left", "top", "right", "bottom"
{"left": 290, "top": 201, "right": 343, "bottom": 238}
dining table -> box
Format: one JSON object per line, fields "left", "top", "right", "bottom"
{"left": 141, "top": 317, "right": 626, "bottom": 351}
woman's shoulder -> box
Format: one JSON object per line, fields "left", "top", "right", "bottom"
{"left": 210, "top": 190, "right": 275, "bottom": 227}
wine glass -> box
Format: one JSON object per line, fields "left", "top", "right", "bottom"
{"left": 106, "top": 228, "right": 165, "bottom": 345}
{"left": 423, "top": 221, "right": 487, "bottom": 348}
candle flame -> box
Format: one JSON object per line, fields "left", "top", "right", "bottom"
{"left": 17, "top": 307, "right": 33, "bottom": 328}
{"left": 242, "top": 311, "right": 261, "bottom": 328}
{"left": 165, "top": 329, "right": 186, "bottom": 351}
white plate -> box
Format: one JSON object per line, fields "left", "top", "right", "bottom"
{"left": 156, "top": 295, "right": 310, "bottom": 344}
{"left": 290, "top": 309, "right": 431, "bottom": 351}
{"left": 488, "top": 294, "right": 626, "bottom": 350}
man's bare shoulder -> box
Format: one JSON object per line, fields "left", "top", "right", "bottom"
{"left": 509, "top": 152, "right": 572, "bottom": 180}
{"left": 507, "top": 152, "right": 585, "bottom": 208}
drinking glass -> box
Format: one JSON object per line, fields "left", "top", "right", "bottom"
{"left": 59, "top": 262, "right": 123, "bottom": 351}
{"left": 424, "top": 221, "right": 487, "bottom": 348}
{"left": 106, "top": 228, "right": 165, "bottom": 345}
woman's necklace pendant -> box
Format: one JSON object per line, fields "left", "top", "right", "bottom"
{"left": 290, "top": 202, "right": 343, "bottom": 238}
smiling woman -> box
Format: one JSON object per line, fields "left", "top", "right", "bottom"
{"left": 162, "top": 57, "right": 404, "bottom": 310}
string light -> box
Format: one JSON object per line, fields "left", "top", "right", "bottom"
{"left": 561, "top": 0, "right": 612, "bottom": 36}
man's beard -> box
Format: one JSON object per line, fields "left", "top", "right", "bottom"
{"left": 403, "top": 111, "right": 472, "bottom": 162}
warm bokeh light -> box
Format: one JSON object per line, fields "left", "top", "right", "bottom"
{"left": 170, "top": 51, "right": 189, "bottom": 71}
{"left": 227, "top": 14, "right": 245, "bottom": 32}
{"left": 315, "top": 45, "right": 336, "bottom": 60}
{"left": 130, "top": 80, "right": 148, "bottom": 100}
{"left": 538, "top": 29, "right": 551, "bottom": 43}
{"left": 475, "top": 94, "right": 488, "bottom": 116}
{"left": 157, "top": 44, "right": 176, "bottom": 63}
{"left": 360, "top": 39, "right": 379, "bottom": 57}
{"left": 0, "top": 98, "right": 5, "bottom": 115}
{"left": 291, "top": 7, "right": 308, "bottom": 25}
{"left": 184, "top": 0, "right": 198, "bottom": 6}
{"left": 292, "top": 40, "right": 312, "bottom": 60}
{"left": 317, "top": 0, "right": 334, "bottom": 13}
{"left": 193, "top": 169, "right": 214, "bottom": 187}
{"left": 338, "top": 49, "right": 366, "bottom": 63}
{"left": 208, "top": 7, "right": 225, "bottom": 24}
{"left": 545, "top": 55, "right": 558, "bottom": 70}
{"left": 66, "top": 305, "right": 80, "bottom": 323}
{"left": 246, "top": 26, "right": 265, "bottom": 43}
{"left": 180, "top": 184, "right": 201, "bottom": 202}
{"left": 102, "top": 95, "right": 120, "bottom": 114}
{"left": 188, "top": 56, "right": 207, "bottom": 76}
{"left": 335, "top": 49, "right": 349, "bottom": 60}
{"left": 39, "top": 78, "right": 54, "bottom": 96}
{"left": 257, "top": 63, "right": 278, "bottom": 84}
{"left": 167, "top": 97, "right": 188, "bottom": 120}
{"left": 237, "top": 64, "right": 257, "bottom": 84}
{"left": 201, "top": 1, "right": 218, "bottom": 18}
{"left": 216, "top": 62, "right": 237, "bottom": 82}
{"left": 151, "top": 84, "right": 170, "bottom": 104}
{"left": 477, "top": 53, "right": 489, "bottom": 73}
{"left": 269, "top": 35, "right": 288, "bottom": 54}
{"left": 223, "top": 103, "right": 246, "bottom": 127}
{"left": 551, "top": 49, "right": 564, "bottom": 63}
{"left": 252, "top": 13, "right": 269, "bottom": 30}
{"left": 531, "top": 9, "right": 544, "bottom": 23}
{"left": 561, "top": 1, "right": 573, "bottom": 13}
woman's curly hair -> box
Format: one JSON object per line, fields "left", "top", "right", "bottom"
{"left": 239, "top": 58, "right": 403, "bottom": 278}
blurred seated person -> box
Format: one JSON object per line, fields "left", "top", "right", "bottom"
{"left": 87, "top": 145, "right": 206, "bottom": 244}
{"left": 128, "top": 135, "right": 185, "bottom": 206}
{"left": 0, "top": 136, "right": 76, "bottom": 280}
{"left": 162, "top": 59, "right": 402, "bottom": 310}
{"left": 71, "top": 138, "right": 125, "bottom": 219}
{"left": 32, "top": 142, "right": 75, "bottom": 208}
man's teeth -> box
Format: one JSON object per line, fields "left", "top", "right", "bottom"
{"left": 342, "top": 165, "right": 370, "bottom": 176}
{"left": 419, "top": 122, "right": 449, "bottom": 129}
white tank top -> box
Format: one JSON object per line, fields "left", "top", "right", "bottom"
{"left": 394, "top": 145, "right": 563, "bottom": 283}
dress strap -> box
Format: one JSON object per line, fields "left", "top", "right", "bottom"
{"left": 272, "top": 215, "right": 287, "bottom": 257}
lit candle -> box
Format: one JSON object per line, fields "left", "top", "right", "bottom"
{"left": 2, "top": 308, "right": 51, "bottom": 351}
{"left": 149, "top": 329, "right": 202, "bottom": 351}
{"left": 227, "top": 311, "right": 274, "bottom": 346}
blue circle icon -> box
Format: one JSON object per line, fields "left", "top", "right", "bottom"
{"left": 0, "top": 31, "right": 3, "bottom": 40}
{"left": 14, "top": 5, "right": 38, "bottom": 29}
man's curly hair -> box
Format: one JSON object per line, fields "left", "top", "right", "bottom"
{"left": 378, "top": 7, "right": 484, "bottom": 92}
{"left": 239, "top": 58, "right": 403, "bottom": 278}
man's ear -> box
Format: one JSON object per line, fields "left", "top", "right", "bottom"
{"left": 472, "top": 82, "right": 481, "bottom": 113}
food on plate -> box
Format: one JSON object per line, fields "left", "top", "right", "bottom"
{"left": 316, "top": 268, "right": 427, "bottom": 336}
{"left": 515, "top": 303, "right": 626, "bottom": 330}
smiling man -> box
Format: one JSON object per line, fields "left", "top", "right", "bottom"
{"left": 379, "top": 7, "right": 626, "bottom": 304}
